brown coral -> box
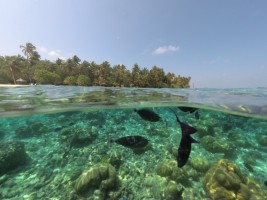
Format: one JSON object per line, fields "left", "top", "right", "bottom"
{"left": 75, "top": 163, "right": 117, "bottom": 196}
{"left": 203, "top": 159, "right": 267, "bottom": 200}
{"left": 156, "top": 159, "right": 188, "bottom": 184}
{"left": 189, "top": 156, "right": 210, "bottom": 172}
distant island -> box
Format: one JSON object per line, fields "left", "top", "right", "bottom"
{"left": 0, "top": 43, "right": 191, "bottom": 88}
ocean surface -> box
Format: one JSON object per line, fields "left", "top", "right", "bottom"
{"left": 0, "top": 85, "right": 267, "bottom": 200}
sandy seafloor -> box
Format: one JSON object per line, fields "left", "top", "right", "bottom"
{"left": 0, "top": 85, "right": 267, "bottom": 200}
{"left": 0, "top": 107, "right": 267, "bottom": 200}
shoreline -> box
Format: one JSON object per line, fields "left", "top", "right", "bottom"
{"left": 0, "top": 84, "right": 32, "bottom": 87}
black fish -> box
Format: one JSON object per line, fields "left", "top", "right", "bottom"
{"left": 178, "top": 106, "right": 200, "bottom": 119}
{"left": 178, "top": 106, "right": 198, "bottom": 113}
{"left": 134, "top": 108, "right": 160, "bottom": 122}
{"left": 115, "top": 135, "right": 149, "bottom": 149}
{"left": 264, "top": 181, "right": 267, "bottom": 187}
{"left": 171, "top": 109, "right": 198, "bottom": 168}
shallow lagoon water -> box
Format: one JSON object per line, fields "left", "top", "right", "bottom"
{"left": 0, "top": 86, "right": 267, "bottom": 200}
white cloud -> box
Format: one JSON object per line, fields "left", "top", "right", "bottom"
{"left": 48, "top": 50, "right": 61, "bottom": 57}
{"left": 152, "top": 45, "right": 179, "bottom": 55}
{"left": 49, "top": 50, "right": 66, "bottom": 60}
{"left": 37, "top": 46, "right": 66, "bottom": 60}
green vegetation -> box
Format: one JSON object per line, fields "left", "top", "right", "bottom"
{"left": 0, "top": 43, "right": 191, "bottom": 88}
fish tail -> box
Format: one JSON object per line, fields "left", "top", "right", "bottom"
{"left": 169, "top": 108, "right": 181, "bottom": 123}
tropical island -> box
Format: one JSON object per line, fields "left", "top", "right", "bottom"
{"left": 0, "top": 43, "right": 191, "bottom": 88}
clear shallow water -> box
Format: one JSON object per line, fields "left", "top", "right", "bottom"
{"left": 1, "top": 85, "right": 267, "bottom": 118}
{"left": 0, "top": 86, "right": 267, "bottom": 200}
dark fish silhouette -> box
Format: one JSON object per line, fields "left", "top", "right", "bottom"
{"left": 171, "top": 109, "right": 198, "bottom": 168}
{"left": 134, "top": 108, "right": 160, "bottom": 122}
{"left": 178, "top": 106, "right": 200, "bottom": 119}
{"left": 115, "top": 135, "right": 149, "bottom": 149}
{"left": 264, "top": 180, "right": 267, "bottom": 187}
{"left": 178, "top": 106, "right": 198, "bottom": 113}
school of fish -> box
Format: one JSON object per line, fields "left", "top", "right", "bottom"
{"left": 115, "top": 107, "right": 199, "bottom": 168}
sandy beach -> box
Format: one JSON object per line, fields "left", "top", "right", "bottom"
{"left": 0, "top": 84, "right": 32, "bottom": 87}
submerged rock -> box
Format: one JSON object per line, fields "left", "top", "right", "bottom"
{"left": 0, "top": 141, "right": 28, "bottom": 175}
{"left": 75, "top": 163, "right": 118, "bottom": 198}
{"left": 203, "top": 159, "right": 267, "bottom": 200}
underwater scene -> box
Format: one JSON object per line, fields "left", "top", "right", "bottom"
{"left": 0, "top": 86, "right": 267, "bottom": 200}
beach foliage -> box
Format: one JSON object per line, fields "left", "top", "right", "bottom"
{"left": 0, "top": 43, "right": 191, "bottom": 88}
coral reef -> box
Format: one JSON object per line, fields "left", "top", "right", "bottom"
{"left": 166, "top": 144, "right": 178, "bottom": 158}
{"left": 203, "top": 159, "right": 267, "bottom": 200}
{"left": 156, "top": 159, "right": 189, "bottom": 184}
{"left": 164, "top": 180, "right": 184, "bottom": 200}
{"left": 74, "top": 163, "right": 118, "bottom": 198}
{"left": 256, "top": 134, "right": 267, "bottom": 146}
{"left": 147, "top": 126, "right": 169, "bottom": 137}
{"left": 0, "top": 106, "right": 267, "bottom": 199}
{"left": 201, "top": 135, "right": 233, "bottom": 153}
{"left": 60, "top": 122, "right": 98, "bottom": 148}
{"left": 142, "top": 174, "right": 183, "bottom": 199}
{"left": 189, "top": 156, "right": 210, "bottom": 172}
{"left": 196, "top": 125, "right": 215, "bottom": 138}
{"left": 101, "top": 150, "right": 122, "bottom": 168}
{"left": 0, "top": 140, "right": 28, "bottom": 175}
{"left": 15, "top": 122, "right": 48, "bottom": 138}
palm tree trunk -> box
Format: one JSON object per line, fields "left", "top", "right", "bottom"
{"left": 9, "top": 66, "right": 16, "bottom": 84}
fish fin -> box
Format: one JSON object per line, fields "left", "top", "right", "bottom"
{"left": 180, "top": 122, "right": 197, "bottom": 135}
{"left": 190, "top": 136, "right": 198, "bottom": 143}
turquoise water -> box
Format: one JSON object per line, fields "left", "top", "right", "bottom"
{"left": 0, "top": 86, "right": 267, "bottom": 200}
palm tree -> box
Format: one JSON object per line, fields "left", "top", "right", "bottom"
{"left": 20, "top": 43, "right": 33, "bottom": 61}
{"left": 20, "top": 43, "right": 40, "bottom": 83}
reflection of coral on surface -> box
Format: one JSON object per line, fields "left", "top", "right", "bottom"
{"left": 203, "top": 159, "right": 267, "bottom": 200}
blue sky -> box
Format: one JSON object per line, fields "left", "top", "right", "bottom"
{"left": 0, "top": 0, "right": 267, "bottom": 88}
